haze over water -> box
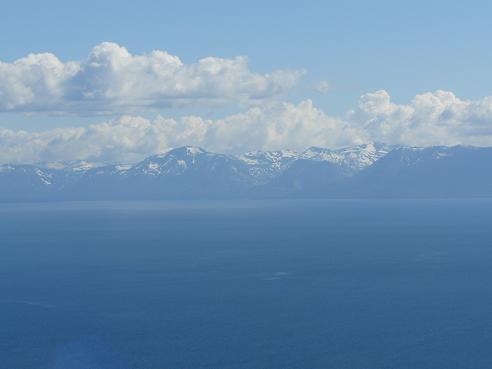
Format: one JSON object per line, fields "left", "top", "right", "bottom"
{"left": 2, "top": 199, "right": 492, "bottom": 369}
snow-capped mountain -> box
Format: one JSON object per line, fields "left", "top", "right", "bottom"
{"left": 301, "top": 143, "right": 394, "bottom": 173}
{"left": 64, "top": 146, "right": 253, "bottom": 199}
{"left": 1, "top": 144, "right": 492, "bottom": 200}
{"left": 343, "top": 145, "right": 492, "bottom": 197}
{"left": 238, "top": 143, "right": 393, "bottom": 182}
{"left": 129, "top": 146, "right": 249, "bottom": 179}
{"left": 239, "top": 149, "right": 299, "bottom": 183}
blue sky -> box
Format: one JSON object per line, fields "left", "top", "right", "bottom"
{"left": 3, "top": 0, "right": 492, "bottom": 113}
{"left": 1, "top": 0, "right": 492, "bottom": 162}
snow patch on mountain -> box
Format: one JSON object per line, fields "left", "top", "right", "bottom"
{"left": 301, "top": 143, "right": 393, "bottom": 172}
{"left": 40, "top": 161, "right": 101, "bottom": 173}
{"left": 239, "top": 149, "right": 300, "bottom": 183}
{"left": 35, "top": 169, "right": 53, "bottom": 185}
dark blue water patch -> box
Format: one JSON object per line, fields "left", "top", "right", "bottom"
{"left": 1, "top": 199, "right": 492, "bottom": 369}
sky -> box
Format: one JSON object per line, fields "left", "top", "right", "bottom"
{"left": 1, "top": 0, "right": 492, "bottom": 163}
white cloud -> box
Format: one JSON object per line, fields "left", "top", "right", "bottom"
{"left": 349, "top": 90, "right": 492, "bottom": 147}
{"left": 2, "top": 90, "right": 492, "bottom": 164}
{"left": 0, "top": 42, "right": 304, "bottom": 114}
{"left": 0, "top": 100, "right": 359, "bottom": 164}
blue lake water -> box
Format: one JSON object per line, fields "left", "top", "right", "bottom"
{"left": 2, "top": 199, "right": 492, "bottom": 369}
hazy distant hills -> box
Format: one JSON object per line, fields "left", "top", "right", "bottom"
{"left": 1, "top": 143, "right": 492, "bottom": 201}
{"left": 345, "top": 145, "right": 492, "bottom": 198}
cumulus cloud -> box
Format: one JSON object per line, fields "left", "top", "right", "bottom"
{"left": 349, "top": 90, "right": 492, "bottom": 147}
{"left": 0, "top": 100, "right": 360, "bottom": 164}
{"left": 2, "top": 90, "right": 492, "bottom": 164}
{"left": 0, "top": 42, "right": 304, "bottom": 114}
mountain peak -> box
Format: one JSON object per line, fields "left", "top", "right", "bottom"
{"left": 166, "top": 146, "right": 207, "bottom": 157}
{"left": 2, "top": 144, "right": 492, "bottom": 200}
{"left": 301, "top": 143, "right": 393, "bottom": 172}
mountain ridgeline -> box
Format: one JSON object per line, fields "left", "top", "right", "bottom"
{"left": 1, "top": 144, "right": 492, "bottom": 201}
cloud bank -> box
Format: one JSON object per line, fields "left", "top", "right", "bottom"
{"left": 0, "top": 101, "right": 357, "bottom": 164}
{"left": 349, "top": 90, "right": 492, "bottom": 147}
{"left": 2, "top": 90, "right": 492, "bottom": 164}
{"left": 0, "top": 42, "right": 303, "bottom": 114}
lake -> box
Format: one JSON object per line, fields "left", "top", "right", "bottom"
{"left": 1, "top": 199, "right": 492, "bottom": 369}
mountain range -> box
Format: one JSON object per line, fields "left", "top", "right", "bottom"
{"left": 1, "top": 143, "right": 491, "bottom": 201}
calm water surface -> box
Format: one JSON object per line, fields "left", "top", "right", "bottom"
{"left": 1, "top": 199, "right": 492, "bottom": 369}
